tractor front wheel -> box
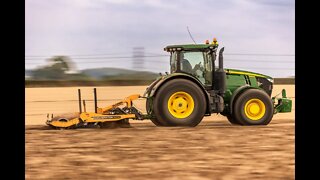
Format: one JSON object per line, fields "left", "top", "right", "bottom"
{"left": 153, "top": 79, "right": 206, "bottom": 127}
{"left": 233, "top": 89, "right": 273, "bottom": 125}
{"left": 226, "top": 115, "right": 241, "bottom": 125}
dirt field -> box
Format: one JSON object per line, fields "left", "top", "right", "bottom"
{"left": 26, "top": 85, "right": 295, "bottom": 179}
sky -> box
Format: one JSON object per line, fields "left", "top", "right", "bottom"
{"left": 25, "top": 0, "right": 295, "bottom": 77}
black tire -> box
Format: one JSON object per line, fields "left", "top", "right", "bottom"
{"left": 233, "top": 89, "right": 273, "bottom": 125}
{"left": 146, "top": 98, "right": 165, "bottom": 126}
{"left": 153, "top": 79, "right": 206, "bottom": 127}
{"left": 226, "top": 115, "right": 241, "bottom": 125}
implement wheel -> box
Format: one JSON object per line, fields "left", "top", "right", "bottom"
{"left": 233, "top": 89, "right": 273, "bottom": 125}
{"left": 153, "top": 79, "right": 206, "bottom": 127}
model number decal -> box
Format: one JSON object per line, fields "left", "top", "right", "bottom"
{"left": 92, "top": 116, "right": 121, "bottom": 119}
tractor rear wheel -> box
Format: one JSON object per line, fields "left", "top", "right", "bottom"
{"left": 233, "top": 89, "right": 273, "bottom": 125}
{"left": 153, "top": 79, "right": 206, "bottom": 127}
{"left": 226, "top": 115, "right": 241, "bottom": 125}
{"left": 146, "top": 98, "right": 166, "bottom": 126}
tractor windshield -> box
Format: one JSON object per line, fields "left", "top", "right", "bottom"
{"left": 180, "top": 51, "right": 212, "bottom": 85}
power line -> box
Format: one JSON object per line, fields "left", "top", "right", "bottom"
{"left": 25, "top": 51, "right": 167, "bottom": 58}
{"left": 25, "top": 62, "right": 294, "bottom": 70}
{"left": 25, "top": 59, "right": 169, "bottom": 64}
{"left": 25, "top": 55, "right": 169, "bottom": 60}
{"left": 25, "top": 58, "right": 294, "bottom": 64}
{"left": 225, "top": 59, "right": 294, "bottom": 63}
{"left": 25, "top": 55, "right": 294, "bottom": 65}
{"left": 24, "top": 52, "right": 133, "bottom": 57}
{"left": 25, "top": 52, "right": 295, "bottom": 58}
{"left": 229, "top": 67, "right": 294, "bottom": 70}
{"left": 225, "top": 53, "right": 295, "bottom": 56}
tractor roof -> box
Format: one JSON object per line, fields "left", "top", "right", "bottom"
{"left": 164, "top": 44, "right": 217, "bottom": 52}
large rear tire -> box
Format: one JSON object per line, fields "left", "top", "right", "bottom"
{"left": 226, "top": 115, "right": 241, "bottom": 125}
{"left": 146, "top": 98, "right": 165, "bottom": 126}
{"left": 221, "top": 111, "right": 241, "bottom": 125}
{"left": 233, "top": 89, "right": 273, "bottom": 125}
{"left": 153, "top": 79, "right": 206, "bottom": 127}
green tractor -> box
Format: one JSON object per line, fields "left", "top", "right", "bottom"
{"left": 46, "top": 41, "right": 292, "bottom": 129}
{"left": 144, "top": 43, "right": 292, "bottom": 126}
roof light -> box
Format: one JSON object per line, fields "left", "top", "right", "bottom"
{"left": 212, "top": 37, "right": 219, "bottom": 46}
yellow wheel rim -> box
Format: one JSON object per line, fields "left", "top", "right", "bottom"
{"left": 244, "top": 98, "right": 266, "bottom": 120}
{"left": 167, "top": 91, "right": 194, "bottom": 119}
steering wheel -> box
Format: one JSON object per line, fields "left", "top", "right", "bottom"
{"left": 192, "top": 62, "right": 204, "bottom": 77}
{"left": 193, "top": 62, "right": 204, "bottom": 71}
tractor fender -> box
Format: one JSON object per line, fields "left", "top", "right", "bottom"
{"left": 229, "top": 85, "right": 256, "bottom": 115}
{"left": 142, "top": 76, "right": 163, "bottom": 98}
{"left": 148, "top": 74, "right": 211, "bottom": 115}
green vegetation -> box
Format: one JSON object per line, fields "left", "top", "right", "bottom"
{"left": 25, "top": 55, "right": 160, "bottom": 87}
{"left": 25, "top": 55, "right": 294, "bottom": 87}
{"left": 31, "top": 56, "right": 93, "bottom": 80}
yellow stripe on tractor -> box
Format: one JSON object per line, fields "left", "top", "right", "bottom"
{"left": 227, "top": 70, "right": 269, "bottom": 78}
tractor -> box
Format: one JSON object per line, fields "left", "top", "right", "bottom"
{"left": 46, "top": 41, "right": 292, "bottom": 128}
{"left": 144, "top": 42, "right": 291, "bottom": 126}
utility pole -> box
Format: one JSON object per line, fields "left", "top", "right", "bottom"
{"left": 132, "top": 47, "right": 145, "bottom": 71}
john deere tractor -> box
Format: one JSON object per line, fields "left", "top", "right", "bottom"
{"left": 143, "top": 43, "right": 292, "bottom": 126}
{"left": 46, "top": 41, "right": 292, "bottom": 129}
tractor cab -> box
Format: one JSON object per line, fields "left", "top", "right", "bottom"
{"left": 164, "top": 43, "right": 219, "bottom": 87}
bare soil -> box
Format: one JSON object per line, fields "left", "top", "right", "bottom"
{"left": 26, "top": 85, "right": 295, "bottom": 179}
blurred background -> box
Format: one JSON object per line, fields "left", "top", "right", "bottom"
{"left": 25, "top": 0, "right": 294, "bottom": 85}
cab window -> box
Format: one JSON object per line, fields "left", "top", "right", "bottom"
{"left": 170, "top": 51, "right": 177, "bottom": 73}
{"left": 180, "top": 51, "right": 212, "bottom": 85}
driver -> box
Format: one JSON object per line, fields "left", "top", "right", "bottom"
{"left": 180, "top": 53, "right": 193, "bottom": 73}
{"left": 180, "top": 53, "right": 204, "bottom": 76}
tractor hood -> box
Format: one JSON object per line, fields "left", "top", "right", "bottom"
{"left": 225, "top": 68, "right": 273, "bottom": 80}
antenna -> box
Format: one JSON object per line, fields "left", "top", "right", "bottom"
{"left": 187, "top": 26, "right": 197, "bottom": 44}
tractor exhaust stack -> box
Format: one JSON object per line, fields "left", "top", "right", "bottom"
{"left": 214, "top": 47, "right": 226, "bottom": 97}
{"left": 219, "top": 47, "right": 224, "bottom": 70}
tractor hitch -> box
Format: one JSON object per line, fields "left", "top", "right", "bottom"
{"left": 272, "top": 89, "right": 292, "bottom": 114}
